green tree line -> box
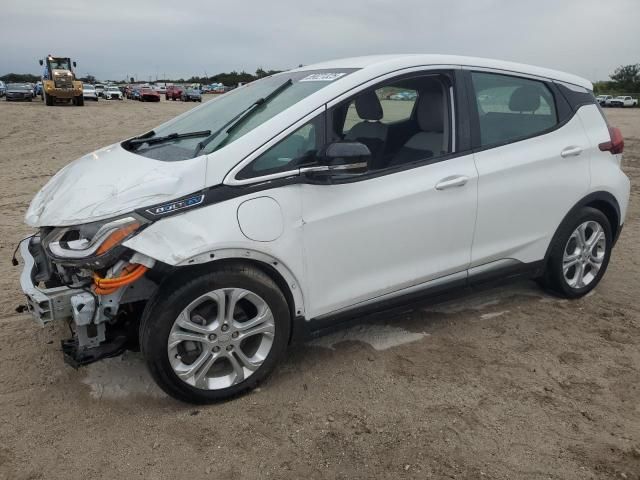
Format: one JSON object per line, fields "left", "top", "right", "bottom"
{"left": 593, "top": 64, "right": 640, "bottom": 94}
{"left": 0, "top": 73, "right": 40, "bottom": 83}
{"left": 162, "top": 68, "right": 282, "bottom": 86}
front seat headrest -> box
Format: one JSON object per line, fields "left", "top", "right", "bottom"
{"left": 416, "top": 87, "right": 444, "bottom": 133}
{"left": 355, "top": 91, "right": 383, "bottom": 121}
{"left": 508, "top": 85, "right": 541, "bottom": 112}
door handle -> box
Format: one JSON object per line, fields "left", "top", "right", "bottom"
{"left": 435, "top": 175, "right": 469, "bottom": 190}
{"left": 561, "top": 146, "right": 583, "bottom": 158}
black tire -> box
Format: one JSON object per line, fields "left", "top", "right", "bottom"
{"left": 76, "top": 95, "right": 84, "bottom": 106}
{"left": 45, "top": 92, "right": 54, "bottom": 106}
{"left": 538, "top": 207, "right": 612, "bottom": 298}
{"left": 140, "top": 264, "right": 291, "bottom": 403}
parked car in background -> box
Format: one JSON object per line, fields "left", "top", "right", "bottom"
{"left": 0, "top": 81, "right": 6, "bottom": 97}
{"left": 104, "top": 85, "right": 123, "bottom": 100}
{"left": 389, "top": 91, "right": 417, "bottom": 101}
{"left": 597, "top": 95, "right": 613, "bottom": 107}
{"left": 181, "top": 87, "right": 202, "bottom": 102}
{"left": 94, "top": 84, "right": 106, "bottom": 97}
{"left": 18, "top": 55, "right": 630, "bottom": 403}
{"left": 154, "top": 85, "right": 167, "bottom": 95}
{"left": 139, "top": 87, "right": 160, "bottom": 102}
{"left": 610, "top": 96, "right": 638, "bottom": 108}
{"left": 165, "top": 85, "right": 183, "bottom": 101}
{"left": 128, "top": 86, "right": 141, "bottom": 101}
{"left": 5, "top": 83, "right": 34, "bottom": 101}
{"left": 82, "top": 84, "right": 99, "bottom": 101}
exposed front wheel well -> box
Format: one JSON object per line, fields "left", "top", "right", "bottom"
{"left": 214, "top": 258, "right": 298, "bottom": 324}
{"left": 157, "top": 258, "right": 298, "bottom": 338}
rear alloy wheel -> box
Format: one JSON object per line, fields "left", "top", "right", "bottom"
{"left": 140, "top": 265, "right": 290, "bottom": 403}
{"left": 539, "top": 207, "right": 612, "bottom": 298}
{"left": 562, "top": 221, "right": 607, "bottom": 289}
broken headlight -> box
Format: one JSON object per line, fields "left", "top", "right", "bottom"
{"left": 43, "top": 215, "right": 148, "bottom": 263}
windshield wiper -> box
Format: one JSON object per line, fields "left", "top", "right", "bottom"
{"left": 127, "top": 130, "right": 212, "bottom": 150}
{"left": 193, "top": 78, "right": 293, "bottom": 156}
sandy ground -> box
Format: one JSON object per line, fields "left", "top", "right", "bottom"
{"left": 0, "top": 97, "right": 639, "bottom": 480}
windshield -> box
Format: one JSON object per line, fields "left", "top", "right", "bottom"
{"left": 8, "top": 84, "right": 31, "bottom": 90}
{"left": 130, "top": 69, "right": 356, "bottom": 161}
{"left": 48, "top": 58, "right": 71, "bottom": 70}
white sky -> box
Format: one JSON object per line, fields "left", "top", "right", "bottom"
{"left": 1, "top": 0, "right": 639, "bottom": 82}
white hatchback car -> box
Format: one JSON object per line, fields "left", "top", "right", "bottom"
{"left": 18, "top": 55, "right": 629, "bottom": 403}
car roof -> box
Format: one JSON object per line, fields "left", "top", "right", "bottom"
{"left": 293, "top": 54, "right": 592, "bottom": 90}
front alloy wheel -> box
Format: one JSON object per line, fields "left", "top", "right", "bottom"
{"left": 168, "top": 288, "right": 275, "bottom": 390}
{"left": 140, "top": 264, "right": 290, "bottom": 403}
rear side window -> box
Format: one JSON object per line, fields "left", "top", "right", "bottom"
{"left": 471, "top": 72, "right": 558, "bottom": 147}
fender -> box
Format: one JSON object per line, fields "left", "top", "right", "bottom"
{"left": 543, "top": 190, "right": 622, "bottom": 263}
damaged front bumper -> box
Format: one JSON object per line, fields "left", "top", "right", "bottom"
{"left": 18, "top": 236, "right": 156, "bottom": 367}
{"left": 19, "top": 237, "right": 84, "bottom": 326}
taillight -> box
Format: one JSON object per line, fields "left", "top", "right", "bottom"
{"left": 599, "top": 126, "right": 624, "bottom": 154}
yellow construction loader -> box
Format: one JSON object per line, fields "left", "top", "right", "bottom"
{"left": 39, "top": 55, "right": 84, "bottom": 106}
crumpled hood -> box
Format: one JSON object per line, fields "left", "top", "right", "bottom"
{"left": 25, "top": 143, "right": 207, "bottom": 227}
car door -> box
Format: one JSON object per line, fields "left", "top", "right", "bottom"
{"left": 300, "top": 71, "right": 478, "bottom": 319}
{"left": 467, "top": 70, "right": 591, "bottom": 272}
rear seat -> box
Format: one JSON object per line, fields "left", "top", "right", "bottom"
{"left": 478, "top": 85, "right": 556, "bottom": 145}
{"left": 479, "top": 112, "right": 556, "bottom": 145}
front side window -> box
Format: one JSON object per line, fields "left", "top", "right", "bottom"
{"left": 343, "top": 87, "right": 418, "bottom": 132}
{"left": 331, "top": 74, "right": 453, "bottom": 171}
{"left": 471, "top": 72, "right": 558, "bottom": 147}
{"left": 237, "top": 117, "right": 323, "bottom": 180}
{"left": 127, "top": 69, "right": 356, "bottom": 161}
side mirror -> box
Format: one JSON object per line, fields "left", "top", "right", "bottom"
{"left": 73, "top": 61, "right": 77, "bottom": 68}
{"left": 39, "top": 59, "right": 43, "bottom": 66}
{"left": 304, "top": 141, "right": 370, "bottom": 177}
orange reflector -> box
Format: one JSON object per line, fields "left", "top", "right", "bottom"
{"left": 96, "top": 222, "right": 140, "bottom": 255}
